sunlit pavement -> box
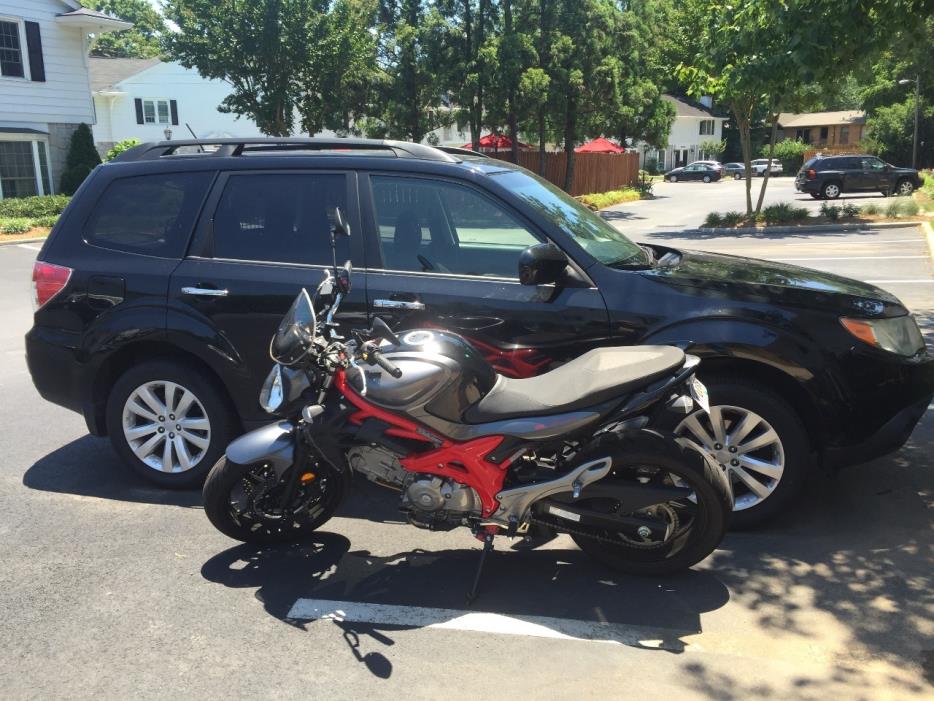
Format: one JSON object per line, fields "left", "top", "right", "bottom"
{"left": 0, "top": 242, "right": 931, "bottom": 699}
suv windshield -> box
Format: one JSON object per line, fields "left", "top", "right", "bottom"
{"left": 489, "top": 169, "right": 649, "bottom": 267}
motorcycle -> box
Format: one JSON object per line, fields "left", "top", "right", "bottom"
{"left": 202, "top": 210, "right": 732, "bottom": 600}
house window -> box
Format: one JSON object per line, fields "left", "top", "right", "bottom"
{"left": 143, "top": 99, "right": 171, "bottom": 125}
{"left": 819, "top": 126, "right": 829, "bottom": 143}
{"left": 699, "top": 119, "right": 715, "bottom": 135}
{"left": 0, "top": 140, "right": 52, "bottom": 198}
{"left": 0, "top": 18, "right": 25, "bottom": 78}
{"left": 839, "top": 126, "right": 849, "bottom": 145}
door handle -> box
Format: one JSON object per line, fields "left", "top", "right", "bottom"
{"left": 181, "top": 286, "right": 228, "bottom": 297}
{"left": 374, "top": 298, "right": 426, "bottom": 311}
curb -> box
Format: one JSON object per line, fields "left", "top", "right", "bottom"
{"left": 692, "top": 221, "right": 924, "bottom": 236}
{"left": 0, "top": 236, "right": 46, "bottom": 247}
{"left": 922, "top": 220, "right": 934, "bottom": 264}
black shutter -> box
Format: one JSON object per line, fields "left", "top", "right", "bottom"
{"left": 170, "top": 100, "right": 178, "bottom": 126}
{"left": 24, "top": 22, "right": 45, "bottom": 82}
{"left": 134, "top": 98, "right": 144, "bottom": 124}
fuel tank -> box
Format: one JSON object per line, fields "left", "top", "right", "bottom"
{"left": 348, "top": 329, "right": 498, "bottom": 421}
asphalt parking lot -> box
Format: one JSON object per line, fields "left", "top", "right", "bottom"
{"left": 610, "top": 176, "right": 910, "bottom": 236}
{"left": 1, "top": 231, "right": 932, "bottom": 700}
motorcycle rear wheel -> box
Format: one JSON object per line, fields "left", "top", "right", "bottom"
{"left": 203, "top": 457, "right": 345, "bottom": 544}
{"left": 566, "top": 431, "right": 730, "bottom": 575}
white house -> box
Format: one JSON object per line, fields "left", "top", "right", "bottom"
{"left": 634, "top": 95, "right": 728, "bottom": 171}
{"left": 91, "top": 57, "right": 473, "bottom": 153}
{"left": 0, "top": 0, "right": 129, "bottom": 198}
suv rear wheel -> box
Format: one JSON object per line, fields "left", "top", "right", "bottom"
{"left": 821, "top": 181, "right": 841, "bottom": 199}
{"left": 105, "top": 360, "right": 237, "bottom": 488}
{"left": 895, "top": 179, "right": 915, "bottom": 196}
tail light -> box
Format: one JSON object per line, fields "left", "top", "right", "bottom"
{"left": 32, "top": 261, "right": 73, "bottom": 310}
{"left": 806, "top": 169, "right": 817, "bottom": 179}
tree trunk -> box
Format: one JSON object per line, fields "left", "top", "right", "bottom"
{"left": 563, "top": 92, "right": 576, "bottom": 192}
{"left": 505, "top": 0, "right": 518, "bottom": 164}
{"left": 732, "top": 100, "right": 753, "bottom": 216}
{"left": 464, "top": 1, "right": 479, "bottom": 150}
{"left": 404, "top": 0, "right": 420, "bottom": 141}
{"left": 755, "top": 105, "right": 780, "bottom": 214}
{"left": 537, "top": 0, "right": 548, "bottom": 175}
{"left": 538, "top": 110, "right": 546, "bottom": 175}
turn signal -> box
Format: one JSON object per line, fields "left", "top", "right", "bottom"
{"left": 840, "top": 318, "right": 877, "bottom": 346}
{"left": 32, "top": 261, "right": 73, "bottom": 310}
{"left": 300, "top": 472, "right": 316, "bottom": 483}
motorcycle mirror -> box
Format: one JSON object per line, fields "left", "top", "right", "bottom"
{"left": 518, "top": 242, "right": 569, "bottom": 286}
{"left": 371, "top": 316, "right": 401, "bottom": 346}
{"left": 331, "top": 206, "right": 350, "bottom": 238}
{"left": 337, "top": 260, "right": 352, "bottom": 294}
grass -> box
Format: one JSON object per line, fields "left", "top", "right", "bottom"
{"left": 702, "top": 194, "right": 930, "bottom": 229}
{"left": 577, "top": 188, "right": 643, "bottom": 210}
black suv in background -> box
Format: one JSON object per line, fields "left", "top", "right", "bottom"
{"left": 795, "top": 154, "right": 921, "bottom": 199}
{"left": 26, "top": 139, "right": 934, "bottom": 526}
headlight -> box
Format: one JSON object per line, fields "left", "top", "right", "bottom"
{"left": 259, "top": 365, "right": 284, "bottom": 413}
{"left": 840, "top": 315, "right": 925, "bottom": 356}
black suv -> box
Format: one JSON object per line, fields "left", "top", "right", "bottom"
{"left": 795, "top": 154, "right": 921, "bottom": 199}
{"left": 26, "top": 138, "right": 933, "bottom": 526}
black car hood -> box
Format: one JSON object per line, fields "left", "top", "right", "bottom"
{"left": 643, "top": 248, "right": 904, "bottom": 316}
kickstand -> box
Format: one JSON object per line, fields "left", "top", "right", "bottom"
{"left": 466, "top": 532, "right": 495, "bottom": 606}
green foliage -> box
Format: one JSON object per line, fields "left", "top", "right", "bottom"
{"left": 30, "top": 215, "right": 60, "bottom": 229}
{"left": 721, "top": 211, "right": 745, "bottom": 227}
{"left": 577, "top": 188, "right": 642, "bottom": 210}
{"left": 637, "top": 178, "right": 654, "bottom": 197}
{"left": 82, "top": 0, "right": 166, "bottom": 58}
{"left": 865, "top": 97, "right": 934, "bottom": 166}
{"left": 820, "top": 202, "right": 842, "bottom": 221}
{"left": 761, "top": 202, "right": 810, "bottom": 225}
{"left": 841, "top": 203, "right": 860, "bottom": 218}
{"left": 699, "top": 139, "right": 726, "bottom": 157}
{"left": 883, "top": 198, "right": 920, "bottom": 218}
{"left": 861, "top": 202, "right": 881, "bottom": 215}
{"left": 0, "top": 218, "right": 33, "bottom": 235}
{"left": 104, "top": 138, "right": 141, "bottom": 162}
{"left": 703, "top": 211, "right": 723, "bottom": 228}
{"left": 920, "top": 171, "right": 934, "bottom": 197}
{"left": 761, "top": 138, "right": 809, "bottom": 174}
{"left": 0, "top": 195, "right": 70, "bottom": 218}
{"left": 59, "top": 124, "right": 102, "bottom": 196}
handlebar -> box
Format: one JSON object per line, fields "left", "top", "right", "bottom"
{"left": 372, "top": 349, "right": 403, "bottom": 379}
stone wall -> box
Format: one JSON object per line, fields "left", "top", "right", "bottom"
{"left": 47, "top": 123, "right": 80, "bottom": 194}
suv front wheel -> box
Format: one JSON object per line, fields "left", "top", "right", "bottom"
{"left": 105, "top": 360, "right": 237, "bottom": 488}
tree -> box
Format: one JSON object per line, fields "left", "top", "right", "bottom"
{"left": 104, "top": 138, "right": 141, "bottom": 162}
{"left": 60, "top": 124, "right": 102, "bottom": 195}
{"left": 82, "top": 0, "right": 167, "bottom": 58}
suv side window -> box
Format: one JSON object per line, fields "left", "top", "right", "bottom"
{"left": 211, "top": 173, "right": 348, "bottom": 265}
{"left": 860, "top": 157, "right": 885, "bottom": 171}
{"left": 371, "top": 176, "right": 540, "bottom": 278}
{"left": 85, "top": 172, "right": 213, "bottom": 258}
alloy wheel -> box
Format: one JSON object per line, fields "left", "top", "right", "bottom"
{"left": 897, "top": 180, "right": 914, "bottom": 196}
{"left": 824, "top": 183, "right": 840, "bottom": 198}
{"left": 675, "top": 404, "right": 784, "bottom": 511}
{"left": 122, "top": 380, "right": 212, "bottom": 473}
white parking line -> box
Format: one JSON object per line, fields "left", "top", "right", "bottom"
{"left": 766, "top": 237, "right": 923, "bottom": 246}
{"left": 776, "top": 255, "right": 928, "bottom": 262}
{"left": 287, "top": 598, "right": 698, "bottom": 651}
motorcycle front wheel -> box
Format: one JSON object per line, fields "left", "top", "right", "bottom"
{"left": 563, "top": 431, "right": 731, "bottom": 575}
{"left": 203, "top": 457, "right": 346, "bottom": 544}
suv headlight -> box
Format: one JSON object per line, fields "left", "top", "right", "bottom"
{"left": 840, "top": 315, "right": 925, "bottom": 356}
{"left": 259, "top": 365, "right": 285, "bottom": 413}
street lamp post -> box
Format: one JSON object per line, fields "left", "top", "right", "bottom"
{"left": 899, "top": 76, "right": 920, "bottom": 169}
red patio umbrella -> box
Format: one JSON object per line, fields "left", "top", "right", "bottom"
{"left": 575, "top": 137, "right": 625, "bottom": 154}
{"left": 462, "top": 134, "right": 529, "bottom": 150}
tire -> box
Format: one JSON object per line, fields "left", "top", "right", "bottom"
{"left": 203, "top": 456, "right": 345, "bottom": 544}
{"left": 671, "top": 378, "right": 810, "bottom": 529}
{"left": 880, "top": 190, "right": 890, "bottom": 197}
{"left": 567, "top": 430, "right": 730, "bottom": 575}
{"left": 895, "top": 179, "right": 915, "bottom": 197}
{"left": 733, "top": 173, "right": 742, "bottom": 180}
{"left": 810, "top": 192, "right": 822, "bottom": 199}
{"left": 669, "top": 175, "right": 677, "bottom": 183}
{"left": 703, "top": 175, "right": 711, "bottom": 183}
{"left": 821, "top": 181, "right": 841, "bottom": 199}
{"left": 105, "top": 360, "right": 238, "bottom": 489}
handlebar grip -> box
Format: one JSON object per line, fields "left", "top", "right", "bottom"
{"left": 373, "top": 350, "right": 403, "bottom": 378}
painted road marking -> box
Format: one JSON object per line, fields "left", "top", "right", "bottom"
{"left": 287, "top": 598, "right": 698, "bottom": 651}
{"left": 16, "top": 244, "right": 42, "bottom": 252}
{"left": 776, "top": 255, "right": 928, "bottom": 261}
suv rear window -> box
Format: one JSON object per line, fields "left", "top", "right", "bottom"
{"left": 86, "top": 172, "right": 212, "bottom": 257}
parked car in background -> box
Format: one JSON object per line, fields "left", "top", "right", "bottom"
{"left": 751, "top": 158, "right": 783, "bottom": 176}
{"left": 722, "top": 162, "right": 747, "bottom": 180}
{"left": 795, "top": 154, "right": 921, "bottom": 199}
{"left": 688, "top": 160, "right": 723, "bottom": 172}
{"left": 26, "top": 138, "right": 933, "bottom": 527}
{"left": 665, "top": 163, "right": 722, "bottom": 183}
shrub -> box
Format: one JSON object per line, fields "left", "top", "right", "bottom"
{"left": 761, "top": 138, "right": 808, "bottom": 174}
{"left": 721, "top": 211, "right": 745, "bottom": 227}
{"left": 842, "top": 203, "right": 860, "bottom": 218}
{"left": 104, "top": 138, "right": 141, "bottom": 162}
{"left": 703, "top": 212, "right": 723, "bottom": 228}
{"left": 861, "top": 202, "right": 881, "bottom": 216}
{"left": 820, "top": 202, "right": 841, "bottom": 221}
{"left": 0, "top": 218, "right": 33, "bottom": 234}
{"left": 880, "top": 198, "right": 919, "bottom": 218}
{"left": 0, "top": 194, "right": 70, "bottom": 218}
{"left": 30, "top": 215, "right": 59, "bottom": 229}
{"left": 577, "top": 188, "right": 642, "bottom": 210}
{"left": 884, "top": 199, "right": 903, "bottom": 218}
{"left": 900, "top": 198, "right": 920, "bottom": 217}
{"left": 644, "top": 157, "right": 659, "bottom": 175}
{"left": 59, "top": 123, "right": 101, "bottom": 195}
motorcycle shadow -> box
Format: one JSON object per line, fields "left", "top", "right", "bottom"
{"left": 201, "top": 533, "right": 730, "bottom": 678}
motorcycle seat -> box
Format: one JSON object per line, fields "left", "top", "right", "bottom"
{"left": 463, "top": 345, "right": 685, "bottom": 423}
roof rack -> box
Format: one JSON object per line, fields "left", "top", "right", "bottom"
{"left": 435, "top": 145, "right": 485, "bottom": 158}
{"left": 112, "top": 137, "right": 462, "bottom": 163}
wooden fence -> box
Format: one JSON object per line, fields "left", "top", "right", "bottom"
{"left": 485, "top": 150, "right": 640, "bottom": 196}
{"left": 803, "top": 146, "right": 861, "bottom": 161}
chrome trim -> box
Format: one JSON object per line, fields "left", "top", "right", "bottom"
{"left": 488, "top": 456, "right": 613, "bottom": 527}
{"left": 181, "top": 286, "right": 228, "bottom": 297}
{"left": 374, "top": 298, "right": 426, "bottom": 310}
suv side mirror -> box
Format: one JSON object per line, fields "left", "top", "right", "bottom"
{"left": 332, "top": 207, "right": 350, "bottom": 237}
{"left": 518, "top": 243, "right": 569, "bottom": 286}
